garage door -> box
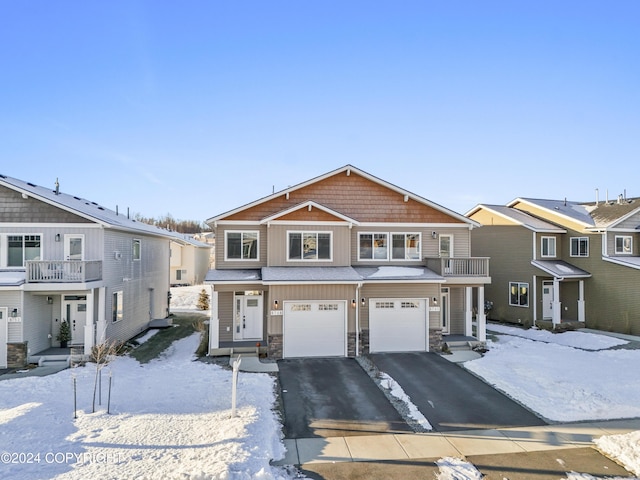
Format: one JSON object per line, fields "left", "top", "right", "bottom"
{"left": 283, "top": 301, "right": 346, "bottom": 358}
{"left": 369, "top": 298, "right": 428, "bottom": 353}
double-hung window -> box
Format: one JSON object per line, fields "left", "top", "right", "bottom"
{"left": 226, "top": 231, "right": 259, "bottom": 260}
{"left": 509, "top": 282, "right": 529, "bottom": 307}
{"left": 541, "top": 236, "right": 556, "bottom": 257}
{"left": 288, "top": 232, "right": 331, "bottom": 260}
{"left": 570, "top": 237, "right": 589, "bottom": 257}
{"left": 7, "top": 235, "right": 41, "bottom": 267}
{"left": 615, "top": 235, "right": 633, "bottom": 255}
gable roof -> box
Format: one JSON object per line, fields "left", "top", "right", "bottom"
{"left": 466, "top": 204, "right": 566, "bottom": 232}
{"left": 508, "top": 198, "right": 595, "bottom": 227}
{"left": 207, "top": 165, "right": 479, "bottom": 227}
{"left": 582, "top": 198, "right": 640, "bottom": 229}
{"left": 260, "top": 201, "right": 360, "bottom": 225}
{"left": 0, "top": 174, "right": 184, "bottom": 240}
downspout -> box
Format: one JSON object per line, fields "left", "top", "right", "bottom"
{"left": 355, "top": 282, "right": 362, "bottom": 356}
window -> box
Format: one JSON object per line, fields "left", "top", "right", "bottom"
{"left": 226, "top": 231, "right": 259, "bottom": 260}
{"left": 570, "top": 237, "right": 589, "bottom": 257}
{"left": 375, "top": 301, "right": 395, "bottom": 309}
{"left": 291, "top": 304, "right": 311, "bottom": 312}
{"left": 541, "top": 236, "right": 556, "bottom": 257}
{"left": 132, "top": 239, "right": 141, "bottom": 261}
{"left": 615, "top": 235, "right": 633, "bottom": 255}
{"left": 319, "top": 304, "right": 339, "bottom": 311}
{"left": 112, "top": 291, "right": 123, "bottom": 322}
{"left": 358, "top": 233, "right": 388, "bottom": 260}
{"left": 7, "top": 235, "right": 41, "bottom": 267}
{"left": 392, "top": 233, "right": 421, "bottom": 260}
{"left": 509, "top": 282, "right": 529, "bottom": 307}
{"left": 288, "top": 232, "right": 331, "bottom": 260}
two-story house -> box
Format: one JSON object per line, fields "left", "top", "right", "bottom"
{"left": 0, "top": 174, "right": 176, "bottom": 369}
{"left": 467, "top": 195, "right": 640, "bottom": 335}
{"left": 170, "top": 236, "right": 212, "bottom": 286}
{"left": 205, "top": 165, "right": 490, "bottom": 358}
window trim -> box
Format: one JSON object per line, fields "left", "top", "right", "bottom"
{"left": 224, "top": 230, "right": 260, "bottom": 261}
{"left": 509, "top": 282, "right": 529, "bottom": 307}
{"left": 6, "top": 233, "right": 42, "bottom": 268}
{"left": 615, "top": 235, "right": 633, "bottom": 255}
{"left": 132, "top": 239, "right": 141, "bottom": 261}
{"left": 286, "top": 230, "right": 333, "bottom": 262}
{"left": 358, "top": 232, "right": 389, "bottom": 261}
{"left": 541, "top": 236, "right": 556, "bottom": 258}
{"left": 391, "top": 232, "right": 422, "bottom": 260}
{"left": 112, "top": 290, "right": 123, "bottom": 323}
{"left": 358, "top": 232, "right": 422, "bottom": 261}
{"left": 570, "top": 237, "right": 589, "bottom": 257}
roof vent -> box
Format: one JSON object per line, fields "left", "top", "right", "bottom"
{"left": 73, "top": 196, "right": 81, "bottom": 200}
{"left": 54, "top": 178, "right": 59, "bottom": 195}
{"left": 28, "top": 182, "right": 37, "bottom": 187}
{"left": 0, "top": 175, "right": 6, "bottom": 179}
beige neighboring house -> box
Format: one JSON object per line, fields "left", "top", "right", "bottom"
{"left": 467, "top": 195, "right": 640, "bottom": 335}
{"left": 205, "top": 165, "right": 491, "bottom": 359}
{"left": 170, "top": 236, "right": 212, "bottom": 286}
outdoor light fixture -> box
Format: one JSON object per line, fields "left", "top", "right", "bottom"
{"left": 55, "top": 234, "right": 61, "bottom": 242}
{"left": 351, "top": 299, "right": 356, "bottom": 308}
{"left": 361, "top": 298, "right": 365, "bottom": 307}
{"left": 431, "top": 231, "right": 437, "bottom": 239}
{"left": 47, "top": 296, "right": 53, "bottom": 304}
{"left": 273, "top": 300, "right": 279, "bottom": 309}
{"left": 433, "top": 297, "right": 438, "bottom": 305}
{"left": 11, "top": 308, "right": 18, "bottom": 317}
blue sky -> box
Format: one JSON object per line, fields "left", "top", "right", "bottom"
{"left": 2, "top": 1, "right": 639, "bottom": 224}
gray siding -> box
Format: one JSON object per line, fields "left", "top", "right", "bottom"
{"left": 0, "top": 186, "right": 92, "bottom": 224}
{"left": 268, "top": 224, "right": 351, "bottom": 266}
{"left": 448, "top": 287, "right": 466, "bottom": 334}
{"left": 23, "top": 294, "right": 52, "bottom": 353}
{"left": 0, "top": 291, "right": 23, "bottom": 343}
{"left": 360, "top": 283, "right": 440, "bottom": 329}
{"left": 215, "top": 225, "right": 267, "bottom": 269}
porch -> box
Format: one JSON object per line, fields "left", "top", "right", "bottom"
{"left": 27, "top": 346, "right": 86, "bottom": 366}
{"left": 25, "top": 260, "right": 102, "bottom": 283}
{"left": 424, "top": 257, "right": 490, "bottom": 278}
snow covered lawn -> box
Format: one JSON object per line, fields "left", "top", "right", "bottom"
{"left": 0, "top": 334, "right": 291, "bottom": 480}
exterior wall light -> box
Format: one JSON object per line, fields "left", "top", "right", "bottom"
{"left": 273, "top": 300, "right": 279, "bottom": 309}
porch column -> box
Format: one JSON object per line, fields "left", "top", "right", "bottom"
{"left": 552, "top": 279, "right": 562, "bottom": 327}
{"left": 577, "top": 280, "right": 586, "bottom": 323}
{"left": 84, "top": 290, "right": 95, "bottom": 355}
{"left": 96, "top": 287, "right": 106, "bottom": 344}
{"left": 464, "top": 287, "right": 473, "bottom": 336}
{"left": 476, "top": 286, "right": 486, "bottom": 342}
{"left": 209, "top": 288, "right": 219, "bottom": 351}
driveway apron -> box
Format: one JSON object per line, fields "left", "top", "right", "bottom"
{"left": 278, "top": 357, "right": 412, "bottom": 438}
{"left": 369, "top": 352, "right": 547, "bottom": 432}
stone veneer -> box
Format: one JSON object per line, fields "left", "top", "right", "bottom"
{"left": 267, "top": 334, "right": 283, "bottom": 359}
{"left": 7, "top": 342, "right": 28, "bottom": 368}
{"left": 429, "top": 327, "right": 444, "bottom": 352}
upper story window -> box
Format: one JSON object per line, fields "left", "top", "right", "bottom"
{"left": 225, "top": 231, "right": 259, "bottom": 260}
{"left": 615, "top": 235, "right": 633, "bottom": 255}
{"left": 288, "top": 232, "right": 331, "bottom": 261}
{"left": 392, "top": 233, "right": 421, "bottom": 260}
{"left": 132, "top": 239, "right": 141, "bottom": 261}
{"left": 8, "top": 235, "right": 41, "bottom": 267}
{"left": 570, "top": 237, "right": 589, "bottom": 257}
{"left": 541, "top": 236, "right": 556, "bottom": 257}
{"left": 509, "top": 281, "right": 529, "bottom": 307}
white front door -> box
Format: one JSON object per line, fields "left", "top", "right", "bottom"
{"left": 234, "top": 294, "right": 263, "bottom": 340}
{"left": 64, "top": 297, "right": 87, "bottom": 345}
{"left": 542, "top": 281, "right": 553, "bottom": 320}
{"left": 64, "top": 235, "right": 84, "bottom": 261}
{"left": 0, "top": 308, "right": 7, "bottom": 368}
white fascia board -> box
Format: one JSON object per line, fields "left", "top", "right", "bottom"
{"left": 602, "top": 256, "right": 640, "bottom": 270}
{"left": 260, "top": 200, "right": 360, "bottom": 225}
{"left": 605, "top": 227, "right": 640, "bottom": 233}
{"left": 213, "top": 220, "right": 262, "bottom": 226}
{"left": 264, "top": 221, "right": 353, "bottom": 227}
{"left": 357, "top": 222, "right": 472, "bottom": 228}
{"left": 0, "top": 223, "right": 103, "bottom": 229}
{"left": 262, "top": 280, "right": 361, "bottom": 286}
{"left": 361, "top": 279, "right": 442, "bottom": 284}
{"left": 204, "top": 280, "right": 263, "bottom": 285}
{"left": 466, "top": 205, "right": 564, "bottom": 232}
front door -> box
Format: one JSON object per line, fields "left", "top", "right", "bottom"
{"left": 542, "top": 281, "right": 553, "bottom": 320}
{"left": 64, "top": 296, "right": 87, "bottom": 345}
{"left": 441, "top": 288, "right": 450, "bottom": 334}
{"left": 233, "top": 294, "right": 263, "bottom": 340}
{"left": 64, "top": 235, "right": 84, "bottom": 260}
{"left": 0, "top": 308, "right": 7, "bottom": 368}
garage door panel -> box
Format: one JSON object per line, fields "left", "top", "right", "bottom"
{"left": 369, "top": 298, "right": 427, "bottom": 353}
{"left": 284, "top": 301, "right": 346, "bottom": 358}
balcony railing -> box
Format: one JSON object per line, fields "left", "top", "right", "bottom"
{"left": 424, "top": 257, "right": 490, "bottom": 277}
{"left": 26, "top": 260, "right": 103, "bottom": 283}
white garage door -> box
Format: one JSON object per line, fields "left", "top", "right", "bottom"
{"left": 369, "top": 298, "right": 428, "bottom": 353}
{"left": 283, "top": 301, "right": 346, "bottom": 358}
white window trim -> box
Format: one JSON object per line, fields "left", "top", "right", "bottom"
{"left": 5, "top": 233, "right": 43, "bottom": 268}
{"left": 132, "top": 238, "right": 141, "bottom": 261}
{"left": 286, "top": 231, "right": 333, "bottom": 262}
{"left": 112, "top": 291, "right": 123, "bottom": 323}
{"left": 224, "top": 230, "right": 260, "bottom": 261}
{"left": 358, "top": 232, "right": 389, "bottom": 261}
{"left": 570, "top": 237, "right": 589, "bottom": 257}
{"left": 615, "top": 235, "right": 633, "bottom": 255}
{"left": 541, "top": 236, "right": 556, "bottom": 258}
{"left": 509, "top": 281, "right": 529, "bottom": 307}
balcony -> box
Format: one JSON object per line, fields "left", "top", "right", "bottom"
{"left": 26, "top": 260, "right": 103, "bottom": 283}
{"left": 424, "top": 257, "right": 490, "bottom": 278}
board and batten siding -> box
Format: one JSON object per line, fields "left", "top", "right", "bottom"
{"left": 267, "top": 224, "right": 351, "bottom": 266}
{"left": 214, "top": 224, "right": 268, "bottom": 269}
{"left": 360, "top": 283, "right": 440, "bottom": 330}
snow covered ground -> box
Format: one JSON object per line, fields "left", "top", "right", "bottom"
{"left": 170, "top": 285, "right": 208, "bottom": 312}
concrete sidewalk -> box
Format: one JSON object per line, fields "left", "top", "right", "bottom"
{"left": 274, "top": 418, "right": 640, "bottom": 466}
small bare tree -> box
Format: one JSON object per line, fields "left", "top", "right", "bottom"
{"left": 91, "top": 340, "right": 120, "bottom": 413}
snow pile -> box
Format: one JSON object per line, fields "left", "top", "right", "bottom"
{"left": 379, "top": 372, "right": 432, "bottom": 431}
{"left": 170, "top": 285, "right": 208, "bottom": 311}
{"left": 436, "top": 457, "right": 482, "bottom": 480}
{"left": 465, "top": 335, "right": 640, "bottom": 422}
{"left": 595, "top": 431, "right": 640, "bottom": 477}
{"left": 133, "top": 329, "right": 158, "bottom": 345}
{"left": 487, "top": 324, "right": 628, "bottom": 350}
{"left": 370, "top": 267, "right": 424, "bottom": 278}
{"left": 0, "top": 334, "right": 292, "bottom": 480}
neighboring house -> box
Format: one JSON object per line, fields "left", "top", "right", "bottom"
{"left": 0, "top": 175, "right": 176, "bottom": 368}
{"left": 193, "top": 231, "right": 216, "bottom": 269}
{"left": 467, "top": 195, "right": 640, "bottom": 335}
{"left": 170, "top": 236, "right": 212, "bottom": 286}
{"left": 205, "top": 165, "right": 490, "bottom": 359}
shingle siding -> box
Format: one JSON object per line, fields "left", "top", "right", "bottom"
{"left": 0, "top": 185, "right": 91, "bottom": 223}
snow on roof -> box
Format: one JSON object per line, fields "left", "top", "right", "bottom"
{"left": 531, "top": 260, "right": 591, "bottom": 279}
{"left": 205, "top": 269, "right": 262, "bottom": 282}
{"left": 0, "top": 270, "right": 26, "bottom": 286}
{"left": 262, "top": 266, "right": 362, "bottom": 283}
{"left": 473, "top": 205, "right": 566, "bottom": 232}
{"left": 515, "top": 198, "right": 595, "bottom": 226}
{"left": 354, "top": 266, "right": 444, "bottom": 281}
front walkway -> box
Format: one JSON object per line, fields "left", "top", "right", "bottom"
{"left": 275, "top": 418, "right": 640, "bottom": 465}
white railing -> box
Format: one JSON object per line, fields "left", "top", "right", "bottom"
{"left": 424, "top": 257, "right": 490, "bottom": 277}
{"left": 26, "top": 261, "right": 102, "bottom": 283}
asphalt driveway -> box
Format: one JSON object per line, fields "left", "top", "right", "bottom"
{"left": 278, "top": 357, "right": 412, "bottom": 438}
{"left": 369, "top": 352, "right": 547, "bottom": 432}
